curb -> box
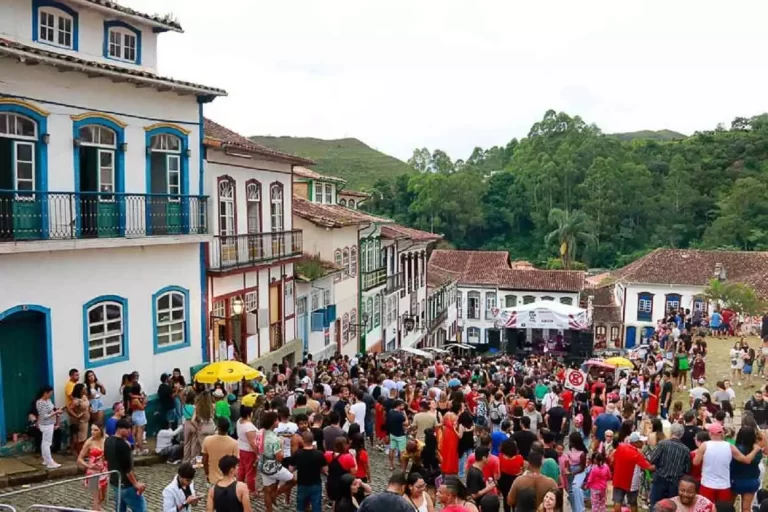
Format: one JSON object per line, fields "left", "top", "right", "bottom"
{"left": 0, "top": 455, "right": 163, "bottom": 490}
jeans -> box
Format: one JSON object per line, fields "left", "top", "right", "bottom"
{"left": 296, "top": 483, "right": 323, "bottom": 512}
{"left": 458, "top": 449, "right": 472, "bottom": 479}
{"left": 111, "top": 485, "right": 147, "bottom": 512}
{"left": 660, "top": 406, "right": 669, "bottom": 419}
{"left": 650, "top": 477, "right": 679, "bottom": 510}
{"left": 40, "top": 424, "right": 55, "bottom": 466}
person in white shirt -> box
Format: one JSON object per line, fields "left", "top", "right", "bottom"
{"left": 274, "top": 407, "right": 298, "bottom": 458}
{"left": 347, "top": 390, "right": 367, "bottom": 431}
{"left": 162, "top": 463, "right": 198, "bottom": 512}
{"left": 156, "top": 424, "right": 184, "bottom": 462}
{"left": 542, "top": 386, "right": 559, "bottom": 414}
{"left": 689, "top": 379, "right": 709, "bottom": 406}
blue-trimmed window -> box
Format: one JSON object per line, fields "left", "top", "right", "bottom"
{"left": 693, "top": 297, "right": 705, "bottom": 312}
{"left": 311, "top": 311, "right": 324, "bottom": 332}
{"left": 637, "top": 292, "right": 653, "bottom": 321}
{"left": 145, "top": 125, "right": 189, "bottom": 235}
{"left": 665, "top": 293, "right": 681, "bottom": 314}
{"left": 33, "top": 0, "right": 79, "bottom": 50}
{"left": 83, "top": 295, "right": 128, "bottom": 368}
{"left": 104, "top": 20, "right": 141, "bottom": 64}
{"left": 152, "top": 286, "right": 190, "bottom": 354}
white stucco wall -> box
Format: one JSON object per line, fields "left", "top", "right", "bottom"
{"left": 296, "top": 277, "right": 337, "bottom": 360}
{"left": 1, "top": 60, "right": 201, "bottom": 196}
{"left": 622, "top": 282, "right": 708, "bottom": 330}
{"left": 0, "top": 244, "right": 203, "bottom": 407}
{"left": 398, "top": 243, "right": 429, "bottom": 349}
{"left": 1, "top": 0, "right": 159, "bottom": 72}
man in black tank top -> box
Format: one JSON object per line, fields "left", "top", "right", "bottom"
{"left": 207, "top": 455, "right": 251, "bottom": 512}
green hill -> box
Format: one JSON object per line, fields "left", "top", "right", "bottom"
{"left": 610, "top": 129, "right": 688, "bottom": 142}
{"left": 249, "top": 136, "right": 413, "bottom": 190}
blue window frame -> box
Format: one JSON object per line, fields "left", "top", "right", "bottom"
{"left": 145, "top": 124, "right": 190, "bottom": 234}
{"left": 665, "top": 293, "right": 682, "bottom": 314}
{"left": 637, "top": 292, "right": 653, "bottom": 322}
{"left": 103, "top": 20, "right": 142, "bottom": 64}
{"left": 693, "top": 297, "right": 705, "bottom": 312}
{"left": 83, "top": 295, "right": 129, "bottom": 368}
{"left": 32, "top": 0, "right": 79, "bottom": 51}
{"left": 152, "top": 286, "right": 190, "bottom": 354}
{"left": 311, "top": 311, "right": 324, "bottom": 332}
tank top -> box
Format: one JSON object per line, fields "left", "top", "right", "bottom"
{"left": 213, "top": 481, "right": 243, "bottom": 512}
{"left": 701, "top": 440, "right": 732, "bottom": 489}
{"left": 407, "top": 495, "right": 429, "bottom": 512}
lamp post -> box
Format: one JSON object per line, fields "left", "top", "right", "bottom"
{"left": 231, "top": 297, "right": 244, "bottom": 361}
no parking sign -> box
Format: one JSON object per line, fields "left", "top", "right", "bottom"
{"left": 565, "top": 369, "right": 587, "bottom": 392}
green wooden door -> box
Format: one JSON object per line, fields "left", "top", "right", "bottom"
{"left": 80, "top": 148, "right": 117, "bottom": 237}
{"left": 166, "top": 154, "right": 182, "bottom": 234}
{"left": 0, "top": 311, "right": 47, "bottom": 437}
{"left": 150, "top": 153, "right": 182, "bottom": 234}
{"left": 96, "top": 150, "right": 118, "bottom": 237}
{"left": 4, "top": 140, "right": 41, "bottom": 240}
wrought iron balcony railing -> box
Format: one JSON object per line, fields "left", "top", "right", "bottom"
{"left": 361, "top": 268, "right": 386, "bottom": 291}
{"left": 430, "top": 308, "right": 449, "bottom": 332}
{"left": 209, "top": 230, "right": 303, "bottom": 271}
{"left": 0, "top": 190, "right": 208, "bottom": 241}
{"left": 386, "top": 272, "right": 404, "bottom": 295}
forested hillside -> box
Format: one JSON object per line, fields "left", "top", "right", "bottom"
{"left": 249, "top": 136, "right": 412, "bottom": 189}
{"left": 362, "top": 110, "right": 768, "bottom": 269}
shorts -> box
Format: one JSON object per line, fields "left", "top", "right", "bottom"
{"left": 131, "top": 410, "right": 147, "bottom": 427}
{"left": 699, "top": 485, "right": 732, "bottom": 503}
{"left": 744, "top": 364, "right": 753, "bottom": 375}
{"left": 718, "top": 325, "right": 728, "bottom": 332}
{"left": 612, "top": 488, "right": 638, "bottom": 506}
{"left": 731, "top": 478, "right": 760, "bottom": 495}
{"left": 390, "top": 435, "right": 407, "bottom": 452}
{"left": 261, "top": 466, "right": 294, "bottom": 486}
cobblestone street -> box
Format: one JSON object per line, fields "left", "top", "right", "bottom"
{"left": 0, "top": 448, "right": 394, "bottom": 511}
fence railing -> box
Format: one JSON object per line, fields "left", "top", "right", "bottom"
{"left": 0, "top": 470, "right": 121, "bottom": 511}
{"left": 430, "top": 308, "right": 448, "bottom": 332}
{"left": 361, "top": 268, "right": 386, "bottom": 291}
{"left": 0, "top": 190, "right": 208, "bottom": 242}
{"left": 386, "top": 272, "right": 404, "bottom": 295}
{"left": 209, "top": 230, "right": 303, "bottom": 271}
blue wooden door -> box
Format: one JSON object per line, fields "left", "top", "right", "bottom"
{"left": 625, "top": 326, "right": 637, "bottom": 349}
{"left": 642, "top": 327, "right": 655, "bottom": 344}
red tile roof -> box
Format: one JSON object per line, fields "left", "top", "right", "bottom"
{"left": 81, "top": 0, "right": 183, "bottom": 32}
{"left": 293, "top": 166, "right": 346, "bottom": 184}
{"left": 381, "top": 224, "right": 442, "bottom": 242}
{"left": 591, "top": 284, "right": 622, "bottom": 324}
{"left": 204, "top": 119, "right": 313, "bottom": 165}
{"left": 293, "top": 197, "right": 390, "bottom": 228}
{"left": 294, "top": 254, "right": 343, "bottom": 282}
{"left": 339, "top": 190, "right": 370, "bottom": 199}
{"left": 614, "top": 249, "right": 768, "bottom": 296}
{"left": 428, "top": 266, "right": 458, "bottom": 290}
{"left": 429, "top": 249, "right": 585, "bottom": 292}
{"left": 0, "top": 38, "right": 225, "bottom": 98}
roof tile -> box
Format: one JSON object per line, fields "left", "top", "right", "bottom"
{"left": 204, "top": 119, "right": 312, "bottom": 165}
{"left": 293, "top": 166, "right": 346, "bottom": 184}
{"left": 381, "top": 224, "right": 442, "bottom": 242}
{"left": 293, "top": 197, "right": 390, "bottom": 228}
{"left": 82, "top": 0, "right": 183, "bottom": 31}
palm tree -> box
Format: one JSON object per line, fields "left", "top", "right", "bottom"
{"left": 544, "top": 208, "right": 595, "bottom": 269}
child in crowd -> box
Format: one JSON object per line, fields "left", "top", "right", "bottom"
{"left": 584, "top": 452, "right": 611, "bottom": 512}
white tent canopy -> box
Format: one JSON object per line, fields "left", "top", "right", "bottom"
{"left": 495, "top": 300, "right": 589, "bottom": 330}
{"left": 443, "top": 343, "right": 476, "bottom": 351}
{"left": 398, "top": 347, "right": 433, "bottom": 359}
{"left": 424, "top": 347, "right": 450, "bottom": 354}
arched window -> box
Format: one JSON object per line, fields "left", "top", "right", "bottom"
{"left": 350, "top": 246, "right": 357, "bottom": 276}
{"left": 339, "top": 198, "right": 347, "bottom": 206}
{"left": 374, "top": 295, "right": 381, "bottom": 327}
{"left": 467, "top": 327, "right": 481, "bottom": 344}
{"left": 342, "top": 248, "right": 350, "bottom": 278}
{"left": 153, "top": 286, "right": 189, "bottom": 352}
{"left": 270, "top": 183, "right": 283, "bottom": 231}
{"left": 596, "top": 325, "right": 607, "bottom": 337}
{"left": 35, "top": 2, "right": 77, "bottom": 50}
{"left": 79, "top": 125, "right": 117, "bottom": 200}
{"left": 541, "top": 296, "right": 555, "bottom": 301}
{"left": 467, "top": 292, "right": 480, "bottom": 319}
{"left": 217, "top": 177, "right": 235, "bottom": 237}
{"left": 0, "top": 113, "right": 38, "bottom": 200}
{"left": 560, "top": 297, "right": 573, "bottom": 305}
{"left": 83, "top": 295, "right": 127, "bottom": 367}
{"left": 637, "top": 292, "right": 654, "bottom": 321}
{"left": 246, "top": 181, "right": 261, "bottom": 234}
{"left": 349, "top": 308, "right": 358, "bottom": 338}
{"left": 147, "top": 129, "right": 184, "bottom": 236}
{"left": 457, "top": 291, "right": 463, "bottom": 319}
{"left": 342, "top": 313, "right": 349, "bottom": 344}
{"left": 366, "top": 297, "right": 374, "bottom": 331}
{"left": 334, "top": 249, "right": 342, "bottom": 282}
{"left": 610, "top": 326, "right": 620, "bottom": 340}
{"left": 523, "top": 295, "right": 536, "bottom": 304}
{"left": 348, "top": 199, "right": 356, "bottom": 209}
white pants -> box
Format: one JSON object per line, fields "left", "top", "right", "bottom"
{"left": 40, "top": 424, "right": 55, "bottom": 465}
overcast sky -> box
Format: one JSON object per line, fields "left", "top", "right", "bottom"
{"left": 127, "top": 0, "right": 768, "bottom": 161}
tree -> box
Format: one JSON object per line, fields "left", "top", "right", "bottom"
{"left": 544, "top": 208, "right": 595, "bottom": 269}
{"left": 704, "top": 279, "right": 766, "bottom": 316}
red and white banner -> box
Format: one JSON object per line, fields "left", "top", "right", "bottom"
{"left": 495, "top": 303, "right": 589, "bottom": 330}
{"left": 564, "top": 369, "right": 587, "bottom": 392}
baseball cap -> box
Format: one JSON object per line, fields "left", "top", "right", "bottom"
{"left": 698, "top": 378, "right": 706, "bottom": 385}
{"left": 628, "top": 432, "right": 648, "bottom": 443}
{"left": 212, "top": 389, "right": 225, "bottom": 398}
{"left": 707, "top": 423, "right": 724, "bottom": 435}
{"left": 448, "top": 378, "right": 461, "bottom": 388}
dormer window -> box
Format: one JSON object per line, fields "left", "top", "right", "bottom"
{"left": 104, "top": 21, "right": 142, "bottom": 64}
{"left": 312, "top": 181, "right": 335, "bottom": 204}
{"left": 33, "top": 1, "right": 78, "bottom": 50}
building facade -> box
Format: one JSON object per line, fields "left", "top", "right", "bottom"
{"left": 294, "top": 255, "right": 341, "bottom": 361}
{"left": 0, "top": 0, "right": 225, "bottom": 440}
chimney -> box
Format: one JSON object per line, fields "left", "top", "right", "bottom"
{"left": 714, "top": 263, "right": 726, "bottom": 280}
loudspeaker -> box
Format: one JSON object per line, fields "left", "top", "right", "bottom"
{"left": 571, "top": 330, "right": 594, "bottom": 359}
{"left": 488, "top": 329, "right": 501, "bottom": 349}
{"left": 505, "top": 329, "right": 526, "bottom": 356}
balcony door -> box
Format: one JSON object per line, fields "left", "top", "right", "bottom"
{"left": 246, "top": 181, "right": 262, "bottom": 260}
{"left": 78, "top": 125, "right": 118, "bottom": 237}
{"left": 0, "top": 113, "right": 39, "bottom": 240}
{"left": 269, "top": 281, "right": 283, "bottom": 351}
{"left": 148, "top": 133, "right": 182, "bottom": 235}
{"left": 218, "top": 177, "right": 236, "bottom": 266}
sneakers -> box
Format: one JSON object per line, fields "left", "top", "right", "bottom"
{"left": 45, "top": 462, "right": 62, "bottom": 469}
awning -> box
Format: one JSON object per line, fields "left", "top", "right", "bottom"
{"left": 424, "top": 347, "right": 449, "bottom": 354}
{"left": 399, "top": 347, "right": 433, "bottom": 359}
{"left": 443, "top": 343, "right": 476, "bottom": 351}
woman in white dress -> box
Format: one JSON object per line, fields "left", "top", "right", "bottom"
{"left": 731, "top": 342, "right": 745, "bottom": 386}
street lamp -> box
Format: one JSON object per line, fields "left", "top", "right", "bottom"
{"left": 231, "top": 297, "right": 244, "bottom": 361}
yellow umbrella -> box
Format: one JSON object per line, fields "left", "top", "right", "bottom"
{"left": 604, "top": 356, "right": 634, "bottom": 368}
{"left": 194, "top": 361, "right": 262, "bottom": 384}
{"left": 241, "top": 392, "right": 261, "bottom": 408}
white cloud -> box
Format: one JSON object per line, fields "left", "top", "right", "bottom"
{"left": 126, "top": 0, "right": 768, "bottom": 160}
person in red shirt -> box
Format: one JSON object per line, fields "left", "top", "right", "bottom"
{"left": 610, "top": 433, "right": 654, "bottom": 512}
{"left": 464, "top": 434, "right": 500, "bottom": 494}
{"left": 560, "top": 388, "right": 574, "bottom": 413}
{"left": 466, "top": 384, "right": 480, "bottom": 416}
{"left": 689, "top": 431, "right": 709, "bottom": 483}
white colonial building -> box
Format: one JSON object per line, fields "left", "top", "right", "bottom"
{"left": 428, "top": 250, "right": 585, "bottom": 347}
{"left": 202, "top": 120, "right": 313, "bottom": 369}
{"left": 0, "top": 0, "right": 225, "bottom": 441}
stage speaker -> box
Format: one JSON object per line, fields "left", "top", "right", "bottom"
{"left": 505, "top": 329, "right": 525, "bottom": 356}
{"left": 488, "top": 329, "right": 501, "bottom": 350}
{"left": 571, "top": 330, "right": 594, "bottom": 359}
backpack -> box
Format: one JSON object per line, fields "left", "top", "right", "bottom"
{"left": 490, "top": 402, "right": 502, "bottom": 424}
{"left": 372, "top": 385, "right": 382, "bottom": 400}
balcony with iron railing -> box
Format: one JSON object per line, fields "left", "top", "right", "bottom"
{"left": 386, "top": 272, "right": 404, "bottom": 295}
{"left": 361, "top": 267, "right": 386, "bottom": 291}
{"left": 0, "top": 190, "right": 208, "bottom": 242}
{"left": 209, "top": 230, "right": 303, "bottom": 272}
{"left": 430, "top": 307, "right": 449, "bottom": 332}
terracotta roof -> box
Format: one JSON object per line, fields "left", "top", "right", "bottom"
{"left": 591, "top": 284, "right": 622, "bottom": 324}
{"left": 429, "top": 249, "right": 585, "bottom": 292}
{"left": 80, "top": 0, "right": 183, "bottom": 32}
{"left": 614, "top": 248, "right": 768, "bottom": 296}
{"left": 294, "top": 254, "right": 343, "bottom": 282}
{"left": 381, "top": 224, "right": 442, "bottom": 242}
{"left": 293, "top": 197, "right": 390, "bottom": 228}
{"left": 339, "top": 189, "right": 370, "bottom": 199}
{"left": 586, "top": 272, "right": 611, "bottom": 287}
{"left": 0, "top": 38, "right": 225, "bottom": 98}
{"left": 293, "top": 167, "right": 346, "bottom": 184}
{"left": 428, "top": 266, "right": 458, "bottom": 290}
{"left": 204, "top": 119, "right": 313, "bottom": 165}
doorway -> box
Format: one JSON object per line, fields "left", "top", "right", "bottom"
{"left": 0, "top": 305, "right": 51, "bottom": 443}
{"left": 625, "top": 326, "right": 637, "bottom": 349}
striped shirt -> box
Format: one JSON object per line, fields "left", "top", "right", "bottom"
{"left": 649, "top": 438, "right": 691, "bottom": 480}
{"left": 36, "top": 399, "right": 56, "bottom": 426}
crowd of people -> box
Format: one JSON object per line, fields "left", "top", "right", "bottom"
{"left": 23, "top": 311, "right": 768, "bottom": 512}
